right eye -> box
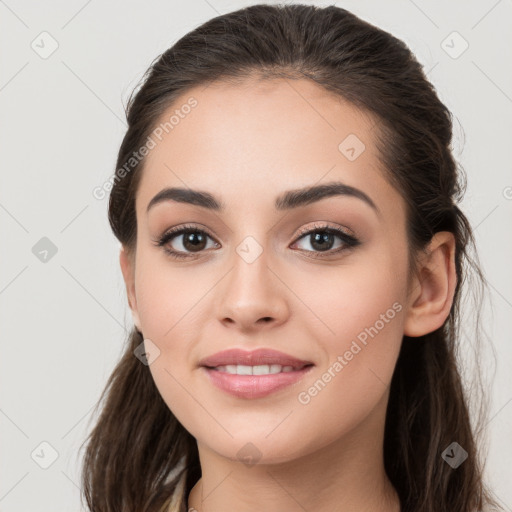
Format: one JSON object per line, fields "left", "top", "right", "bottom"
{"left": 153, "top": 224, "right": 220, "bottom": 260}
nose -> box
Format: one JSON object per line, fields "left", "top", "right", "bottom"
{"left": 216, "top": 248, "right": 289, "bottom": 333}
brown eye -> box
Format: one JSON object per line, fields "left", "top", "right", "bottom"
{"left": 154, "top": 225, "right": 219, "bottom": 260}
{"left": 178, "top": 231, "right": 209, "bottom": 252}
{"left": 291, "top": 224, "right": 360, "bottom": 258}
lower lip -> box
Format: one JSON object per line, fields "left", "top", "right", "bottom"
{"left": 201, "top": 365, "right": 314, "bottom": 399}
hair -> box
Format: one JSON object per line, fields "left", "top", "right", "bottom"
{"left": 79, "top": 4, "right": 503, "bottom": 512}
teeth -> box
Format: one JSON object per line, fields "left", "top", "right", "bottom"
{"left": 214, "top": 364, "right": 296, "bottom": 375}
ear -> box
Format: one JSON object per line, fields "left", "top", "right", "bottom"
{"left": 403, "top": 231, "right": 457, "bottom": 337}
{"left": 119, "top": 245, "right": 142, "bottom": 332}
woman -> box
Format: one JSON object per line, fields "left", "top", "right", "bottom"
{"left": 80, "top": 4, "right": 503, "bottom": 511}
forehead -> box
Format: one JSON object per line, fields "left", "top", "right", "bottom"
{"left": 136, "top": 77, "right": 404, "bottom": 224}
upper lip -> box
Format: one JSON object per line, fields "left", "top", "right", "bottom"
{"left": 198, "top": 348, "right": 313, "bottom": 370}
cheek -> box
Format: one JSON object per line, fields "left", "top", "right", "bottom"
{"left": 291, "top": 248, "right": 406, "bottom": 412}
{"left": 295, "top": 243, "right": 406, "bottom": 350}
{"left": 133, "top": 261, "right": 199, "bottom": 428}
{"left": 134, "top": 253, "right": 198, "bottom": 339}
{"left": 287, "top": 276, "right": 404, "bottom": 454}
{"left": 133, "top": 254, "right": 209, "bottom": 403}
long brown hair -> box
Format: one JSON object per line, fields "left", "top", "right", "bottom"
{"left": 80, "top": 4, "right": 502, "bottom": 511}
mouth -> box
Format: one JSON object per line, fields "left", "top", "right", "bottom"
{"left": 204, "top": 363, "right": 313, "bottom": 375}
{"left": 198, "top": 347, "right": 315, "bottom": 399}
{"left": 201, "top": 363, "right": 315, "bottom": 399}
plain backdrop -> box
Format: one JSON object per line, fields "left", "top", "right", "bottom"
{"left": 1, "top": 1, "right": 511, "bottom": 511}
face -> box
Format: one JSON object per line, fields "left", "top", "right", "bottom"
{"left": 122, "top": 77, "right": 414, "bottom": 464}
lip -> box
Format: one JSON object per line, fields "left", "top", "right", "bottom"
{"left": 198, "top": 348, "right": 313, "bottom": 369}
{"left": 198, "top": 348, "right": 314, "bottom": 399}
{"left": 201, "top": 365, "right": 314, "bottom": 399}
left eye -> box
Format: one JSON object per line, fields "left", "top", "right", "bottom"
{"left": 291, "top": 225, "right": 360, "bottom": 257}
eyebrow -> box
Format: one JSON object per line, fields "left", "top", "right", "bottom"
{"left": 146, "top": 181, "right": 380, "bottom": 216}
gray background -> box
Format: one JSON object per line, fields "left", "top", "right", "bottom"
{"left": 1, "top": 1, "right": 511, "bottom": 510}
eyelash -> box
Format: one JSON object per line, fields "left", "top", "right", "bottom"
{"left": 152, "top": 222, "right": 361, "bottom": 261}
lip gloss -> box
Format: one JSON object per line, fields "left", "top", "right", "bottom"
{"left": 201, "top": 365, "right": 314, "bottom": 399}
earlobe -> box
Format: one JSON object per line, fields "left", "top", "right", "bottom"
{"left": 119, "top": 246, "right": 142, "bottom": 332}
{"left": 403, "top": 232, "right": 457, "bottom": 337}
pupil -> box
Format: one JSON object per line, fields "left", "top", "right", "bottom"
{"left": 311, "top": 232, "right": 333, "bottom": 251}
{"left": 184, "top": 232, "right": 206, "bottom": 251}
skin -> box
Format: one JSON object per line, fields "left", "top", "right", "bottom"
{"left": 119, "top": 77, "right": 457, "bottom": 512}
